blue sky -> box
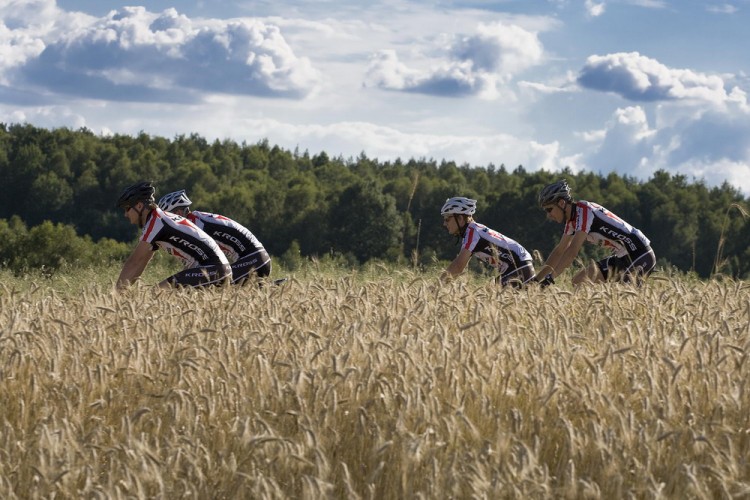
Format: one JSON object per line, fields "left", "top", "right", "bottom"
{"left": 1, "top": 0, "right": 749, "bottom": 194}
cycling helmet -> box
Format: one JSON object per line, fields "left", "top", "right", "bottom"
{"left": 158, "top": 190, "right": 192, "bottom": 212}
{"left": 441, "top": 197, "right": 477, "bottom": 216}
{"left": 538, "top": 180, "right": 572, "bottom": 207}
{"left": 117, "top": 181, "right": 155, "bottom": 209}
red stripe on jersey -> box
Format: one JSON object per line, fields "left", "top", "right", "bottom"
{"left": 463, "top": 226, "right": 475, "bottom": 250}
{"left": 578, "top": 203, "right": 588, "bottom": 232}
{"left": 142, "top": 210, "right": 159, "bottom": 241}
{"left": 172, "top": 248, "right": 188, "bottom": 261}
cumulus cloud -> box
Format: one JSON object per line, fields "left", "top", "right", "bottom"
{"left": 2, "top": 6, "right": 320, "bottom": 103}
{"left": 364, "top": 22, "right": 543, "bottom": 99}
{"left": 583, "top": 105, "right": 750, "bottom": 194}
{"left": 0, "top": 0, "right": 60, "bottom": 30}
{"left": 364, "top": 50, "right": 500, "bottom": 99}
{"left": 0, "top": 23, "right": 45, "bottom": 83}
{"left": 586, "top": 106, "right": 657, "bottom": 177}
{"left": 577, "top": 52, "right": 746, "bottom": 108}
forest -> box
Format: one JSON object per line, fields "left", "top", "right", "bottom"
{"left": 0, "top": 122, "right": 747, "bottom": 278}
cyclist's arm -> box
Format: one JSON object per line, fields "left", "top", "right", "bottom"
{"left": 542, "top": 230, "right": 587, "bottom": 279}
{"left": 536, "top": 231, "right": 577, "bottom": 279}
{"left": 116, "top": 240, "right": 156, "bottom": 290}
{"left": 440, "top": 248, "right": 472, "bottom": 282}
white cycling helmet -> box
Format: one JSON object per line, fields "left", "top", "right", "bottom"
{"left": 441, "top": 197, "right": 477, "bottom": 216}
{"left": 158, "top": 189, "right": 192, "bottom": 212}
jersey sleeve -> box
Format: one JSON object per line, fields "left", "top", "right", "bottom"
{"left": 462, "top": 225, "right": 480, "bottom": 253}
{"left": 140, "top": 213, "right": 161, "bottom": 250}
{"left": 573, "top": 202, "right": 594, "bottom": 234}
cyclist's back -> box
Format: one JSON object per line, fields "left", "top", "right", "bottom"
{"left": 143, "top": 207, "right": 229, "bottom": 269}
{"left": 158, "top": 190, "right": 272, "bottom": 285}
{"left": 462, "top": 220, "right": 534, "bottom": 280}
{"left": 116, "top": 182, "right": 232, "bottom": 289}
{"left": 566, "top": 200, "right": 650, "bottom": 258}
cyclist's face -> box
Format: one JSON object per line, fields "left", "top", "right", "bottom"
{"left": 543, "top": 202, "right": 564, "bottom": 223}
{"left": 443, "top": 215, "right": 460, "bottom": 235}
{"left": 124, "top": 203, "right": 141, "bottom": 225}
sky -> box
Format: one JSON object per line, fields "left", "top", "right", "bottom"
{"left": 1, "top": 0, "right": 749, "bottom": 194}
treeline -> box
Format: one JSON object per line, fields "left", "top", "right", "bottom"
{"left": 0, "top": 123, "right": 748, "bottom": 278}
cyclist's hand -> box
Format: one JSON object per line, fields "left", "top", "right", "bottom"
{"left": 538, "top": 273, "right": 555, "bottom": 289}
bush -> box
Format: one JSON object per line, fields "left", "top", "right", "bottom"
{"left": 0, "top": 217, "right": 130, "bottom": 275}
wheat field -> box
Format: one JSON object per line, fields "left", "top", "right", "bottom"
{"left": 0, "top": 272, "right": 749, "bottom": 499}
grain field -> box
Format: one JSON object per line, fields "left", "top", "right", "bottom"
{"left": 0, "top": 274, "right": 749, "bottom": 498}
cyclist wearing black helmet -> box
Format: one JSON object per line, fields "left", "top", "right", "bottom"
{"left": 440, "top": 196, "right": 535, "bottom": 287}
{"left": 115, "top": 181, "right": 232, "bottom": 289}
{"left": 535, "top": 179, "right": 655, "bottom": 286}
{"left": 158, "top": 189, "right": 271, "bottom": 286}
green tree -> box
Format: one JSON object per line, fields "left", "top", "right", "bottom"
{"left": 328, "top": 182, "right": 403, "bottom": 263}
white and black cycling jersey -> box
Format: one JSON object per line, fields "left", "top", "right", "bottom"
{"left": 142, "top": 207, "right": 229, "bottom": 269}
{"left": 565, "top": 201, "right": 651, "bottom": 257}
{"left": 462, "top": 221, "right": 533, "bottom": 275}
{"left": 186, "top": 211, "right": 265, "bottom": 263}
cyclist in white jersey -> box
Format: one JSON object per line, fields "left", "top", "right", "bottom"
{"left": 440, "top": 197, "right": 535, "bottom": 287}
{"left": 158, "top": 189, "right": 271, "bottom": 286}
{"left": 534, "top": 179, "right": 656, "bottom": 286}
{"left": 115, "top": 181, "right": 232, "bottom": 290}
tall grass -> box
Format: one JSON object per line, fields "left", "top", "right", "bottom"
{"left": 0, "top": 270, "right": 748, "bottom": 498}
{"left": 713, "top": 202, "right": 749, "bottom": 277}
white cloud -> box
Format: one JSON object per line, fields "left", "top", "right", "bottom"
{"left": 679, "top": 159, "right": 750, "bottom": 192}
{"left": 364, "top": 21, "right": 543, "bottom": 99}
{"left": 577, "top": 52, "right": 747, "bottom": 109}
{"left": 585, "top": 0, "right": 606, "bottom": 17}
{"left": 1, "top": 6, "right": 321, "bottom": 103}
{"left": 0, "top": 104, "right": 87, "bottom": 129}
{"left": 586, "top": 106, "right": 657, "bottom": 177}
{"left": 0, "top": 23, "right": 45, "bottom": 83}
{"left": 624, "top": 0, "right": 667, "bottom": 7}
{"left": 450, "top": 22, "right": 544, "bottom": 76}
{"left": 706, "top": 3, "right": 738, "bottom": 14}
{"left": 518, "top": 71, "right": 579, "bottom": 95}
{"left": 582, "top": 104, "right": 750, "bottom": 194}
{"left": 0, "top": 0, "right": 60, "bottom": 29}
{"left": 237, "top": 118, "right": 568, "bottom": 171}
{"left": 364, "top": 50, "right": 500, "bottom": 99}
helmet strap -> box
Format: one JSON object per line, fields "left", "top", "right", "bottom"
{"left": 457, "top": 215, "right": 469, "bottom": 238}
{"left": 564, "top": 200, "right": 575, "bottom": 222}
{"left": 134, "top": 203, "right": 149, "bottom": 229}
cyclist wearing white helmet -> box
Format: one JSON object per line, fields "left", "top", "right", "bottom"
{"left": 158, "top": 189, "right": 271, "bottom": 286}
{"left": 440, "top": 196, "right": 535, "bottom": 287}
{"left": 535, "top": 179, "right": 655, "bottom": 286}
{"left": 115, "top": 181, "right": 232, "bottom": 290}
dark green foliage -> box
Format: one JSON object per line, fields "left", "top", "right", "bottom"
{"left": 0, "top": 215, "right": 130, "bottom": 274}
{"left": 328, "top": 181, "right": 404, "bottom": 263}
{"left": 0, "top": 123, "right": 747, "bottom": 278}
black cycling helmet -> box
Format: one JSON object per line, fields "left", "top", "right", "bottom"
{"left": 538, "top": 179, "right": 572, "bottom": 207}
{"left": 117, "top": 181, "right": 156, "bottom": 210}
